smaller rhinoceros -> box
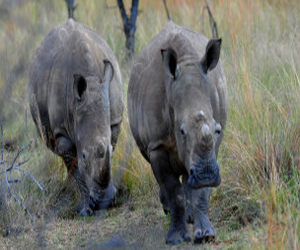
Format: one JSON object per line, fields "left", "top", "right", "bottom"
{"left": 28, "top": 19, "right": 124, "bottom": 216}
{"left": 128, "top": 21, "right": 227, "bottom": 244}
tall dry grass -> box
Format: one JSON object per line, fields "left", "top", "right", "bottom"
{"left": 0, "top": 0, "right": 299, "bottom": 248}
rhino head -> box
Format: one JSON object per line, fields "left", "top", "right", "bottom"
{"left": 161, "top": 38, "right": 222, "bottom": 189}
{"left": 73, "top": 60, "right": 116, "bottom": 210}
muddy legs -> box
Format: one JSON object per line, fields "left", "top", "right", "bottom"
{"left": 150, "top": 149, "right": 191, "bottom": 245}
{"left": 185, "top": 186, "right": 216, "bottom": 244}
{"left": 153, "top": 153, "right": 215, "bottom": 245}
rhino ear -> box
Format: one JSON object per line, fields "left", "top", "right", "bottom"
{"left": 74, "top": 74, "right": 87, "bottom": 101}
{"left": 103, "top": 60, "right": 114, "bottom": 86}
{"left": 161, "top": 48, "right": 180, "bottom": 80}
{"left": 200, "top": 38, "right": 222, "bottom": 74}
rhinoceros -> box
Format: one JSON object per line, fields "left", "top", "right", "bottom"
{"left": 28, "top": 19, "right": 124, "bottom": 216}
{"left": 128, "top": 21, "right": 227, "bottom": 244}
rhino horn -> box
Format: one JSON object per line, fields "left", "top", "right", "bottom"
{"left": 97, "top": 140, "right": 105, "bottom": 158}
{"left": 201, "top": 124, "right": 213, "bottom": 144}
{"left": 99, "top": 144, "right": 111, "bottom": 188}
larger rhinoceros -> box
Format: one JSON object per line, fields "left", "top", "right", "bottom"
{"left": 28, "top": 19, "right": 124, "bottom": 216}
{"left": 128, "top": 21, "right": 227, "bottom": 244}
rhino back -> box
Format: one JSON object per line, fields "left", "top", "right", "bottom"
{"left": 128, "top": 21, "right": 227, "bottom": 160}
{"left": 28, "top": 19, "right": 123, "bottom": 151}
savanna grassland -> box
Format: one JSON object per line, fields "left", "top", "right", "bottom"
{"left": 0, "top": 0, "right": 299, "bottom": 249}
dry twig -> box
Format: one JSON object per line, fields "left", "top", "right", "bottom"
{"left": 0, "top": 122, "right": 43, "bottom": 235}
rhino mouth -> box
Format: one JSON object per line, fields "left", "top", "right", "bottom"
{"left": 89, "top": 184, "right": 117, "bottom": 211}
{"left": 188, "top": 158, "right": 221, "bottom": 189}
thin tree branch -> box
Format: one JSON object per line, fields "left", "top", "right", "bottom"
{"left": 10, "top": 141, "right": 32, "bottom": 172}
{"left": 163, "top": 0, "right": 171, "bottom": 21}
{"left": 13, "top": 166, "right": 44, "bottom": 191}
{"left": 8, "top": 179, "right": 21, "bottom": 183}
{"left": 23, "top": 109, "right": 27, "bottom": 147}
{"left": 1, "top": 124, "right": 3, "bottom": 163}
{"left": 0, "top": 158, "right": 30, "bottom": 175}
{"left": 4, "top": 166, "right": 33, "bottom": 220}
{"left": 203, "top": 0, "right": 218, "bottom": 38}
{"left": 117, "top": 0, "right": 129, "bottom": 34}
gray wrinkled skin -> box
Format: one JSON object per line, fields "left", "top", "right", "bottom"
{"left": 28, "top": 19, "right": 124, "bottom": 216}
{"left": 128, "top": 21, "right": 227, "bottom": 244}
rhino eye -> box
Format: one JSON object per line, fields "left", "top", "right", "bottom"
{"left": 82, "top": 150, "right": 87, "bottom": 162}
{"left": 180, "top": 124, "right": 187, "bottom": 136}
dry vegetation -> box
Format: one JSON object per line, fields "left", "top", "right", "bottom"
{"left": 0, "top": 0, "right": 299, "bottom": 249}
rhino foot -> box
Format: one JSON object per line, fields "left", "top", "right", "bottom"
{"left": 166, "top": 223, "right": 191, "bottom": 245}
{"left": 79, "top": 207, "right": 93, "bottom": 217}
{"left": 193, "top": 228, "right": 215, "bottom": 244}
{"left": 159, "top": 189, "right": 169, "bottom": 215}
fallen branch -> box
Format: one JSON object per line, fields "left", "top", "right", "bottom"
{"left": 8, "top": 142, "right": 32, "bottom": 172}
{"left": 0, "top": 158, "right": 30, "bottom": 174}
{"left": 0, "top": 122, "right": 44, "bottom": 234}
{"left": 12, "top": 166, "right": 44, "bottom": 191}
{"left": 4, "top": 166, "right": 33, "bottom": 220}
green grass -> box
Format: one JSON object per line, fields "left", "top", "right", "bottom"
{"left": 0, "top": 0, "right": 299, "bottom": 249}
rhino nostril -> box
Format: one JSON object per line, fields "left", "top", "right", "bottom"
{"left": 215, "top": 123, "right": 222, "bottom": 135}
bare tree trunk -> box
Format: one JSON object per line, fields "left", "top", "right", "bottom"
{"left": 65, "top": 0, "right": 76, "bottom": 19}
{"left": 117, "top": 0, "right": 139, "bottom": 60}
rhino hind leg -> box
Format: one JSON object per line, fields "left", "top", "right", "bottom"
{"left": 57, "top": 137, "right": 92, "bottom": 216}
{"left": 191, "top": 187, "right": 216, "bottom": 244}
{"left": 150, "top": 149, "right": 191, "bottom": 245}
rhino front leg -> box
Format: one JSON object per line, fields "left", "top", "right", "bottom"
{"left": 150, "top": 149, "right": 191, "bottom": 245}
{"left": 57, "top": 136, "right": 92, "bottom": 216}
{"left": 191, "top": 187, "right": 215, "bottom": 244}
{"left": 159, "top": 188, "right": 169, "bottom": 215}
{"left": 183, "top": 175, "right": 194, "bottom": 224}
